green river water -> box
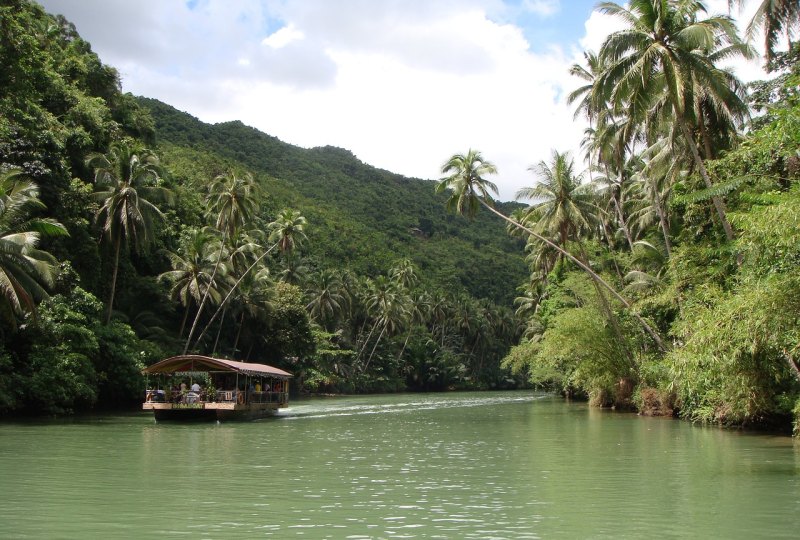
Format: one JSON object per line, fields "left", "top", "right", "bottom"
{"left": 1, "top": 391, "right": 799, "bottom": 538}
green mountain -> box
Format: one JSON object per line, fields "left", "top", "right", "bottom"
{"left": 0, "top": 1, "right": 530, "bottom": 414}
{"left": 138, "top": 97, "right": 527, "bottom": 305}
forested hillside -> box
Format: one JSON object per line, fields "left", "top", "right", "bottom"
{"left": 0, "top": 0, "right": 528, "bottom": 415}
{"left": 137, "top": 97, "right": 527, "bottom": 304}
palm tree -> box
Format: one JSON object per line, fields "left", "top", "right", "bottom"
{"left": 436, "top": 149, "right": 666, "bottom": 351}
{"left": 86, "top": 142, "right": 172, "bottom": 323}
{"left": 390, "top": 258, "right": 419, "bottom": 290}
{"left": 729, "top": 0, "right": 800, "bottom": 61}
{"left": 158, "top": 228, "right": 222, "bottom": 338}
{"left": 568, "top": 50, "right": 608, "bottom": 126}
{"left": 227, "top": 266, "right": 273, "bottom": 357}
{"left": 361, "top": 275, "right": 409, "bottom": 371}
{"left": 278, "top": 253, "right": 310, "bottom": 285}
{"left": 190, "top": 209, "right": 308, "bottom": 351}
{"left": 0, "top": 169, "right": 67, "bottom": 325}
{"left": 306, "top": 269, "right": 349, "bottom": 330}
{"left": 437, "top": 149, "right": 499, "bottom": 219}
{"left": 517, "top": 150, "right": 598, "bottom": 252}
{"left": 595, "top": 0, "right": 753, "bottom": 242}
{"left": 269, "top": 209, "right": 307, "bottom": 254}
{"left": 183, "top": 171, "right": 258, "bottom": 353}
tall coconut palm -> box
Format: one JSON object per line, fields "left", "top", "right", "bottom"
{"left": 438, "top": 149, "right": 499, "bottom": 219}
{"left": 226, "top": 266, "right": 273, "bottom": 357}
{"left": 581, "top": 117, "right": 639, "bottom": 251}
{"left": 278, "top": 253, "right": 310, "bottom": 285}
{"left": 86, "top": 143, "right": 172, "bottom": 324}
{"left": 568, "top": 50, "right": 605, "bottom": 123}
{"left": 0, "top": 169, "right": 67, "bottom": 325}
{"left": 436, "top": 149, "right": 666, "bottom": 351}
{"left": 595, "top": 0, "right": 753, "bottom": 242}
{"left": 184, "top": 171, "right": 258, "bottom": 353}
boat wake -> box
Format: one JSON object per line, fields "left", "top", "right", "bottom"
{"left": 276, "top": 392, "right": 550, "bottom": 420}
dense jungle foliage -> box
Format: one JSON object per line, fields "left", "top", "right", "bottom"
{"left": 487, "top": 1, "right": 800, "bottom": 433}
{"left": 3, "top": 0, "right": 800, "bottom": 435}
{"left": 0, "top": 0, "right": 528, "bottom": 414}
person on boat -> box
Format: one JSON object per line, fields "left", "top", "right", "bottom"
{"left": 180, "top": 381, "right": 187, "bottom": 392}
{"left": 191, "top": 381, "right": 201, "bottom": 392}
{"left": 255, "top": 382, "right": 261, "bottom": 393}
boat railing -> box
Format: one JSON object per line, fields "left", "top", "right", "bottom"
{"left": 247, "top": 391, "right": 289, "bottom": 404}
{"left": 146, "top": 389, "right": 289, "bottom": 405}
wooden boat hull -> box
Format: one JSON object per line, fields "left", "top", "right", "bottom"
{"left": 144, "top": 402, "right": 287, "bottom": 421}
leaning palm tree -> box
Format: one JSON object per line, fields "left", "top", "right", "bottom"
{"left": 594, "top": 0, "right": 754, "bottom": 242}
{"left": 86, "top": 142, "right": 172, "bottom": 324}
{"left": 435, "top": 149, "right": 666, "bottom": 351}
{"left": 0, "top": 169, "right": 67, "bottom": 325}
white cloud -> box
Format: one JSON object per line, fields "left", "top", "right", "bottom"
{"left": 35, "top": 0, "right": 770, "bottom": 202}
{"left": 522, "top": 0, "right": 560, "bottom": 17}
{"left": 262, "top": 24, "right": 305, "bottom": 49}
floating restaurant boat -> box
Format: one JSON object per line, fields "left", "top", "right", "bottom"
{"left": 142, "top": 355, "right": 292, "bottom": 421}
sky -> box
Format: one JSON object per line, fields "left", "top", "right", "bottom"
{"left": 37, "top": 0, "right": 767, "bottom": 201}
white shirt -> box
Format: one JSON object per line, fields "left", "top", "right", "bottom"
{"left": 191, "top": 383, "right": 201, "bottom": 392}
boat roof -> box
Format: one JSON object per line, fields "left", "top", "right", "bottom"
{"left": 142, "top": 355, "right": 292, "bottom": 379}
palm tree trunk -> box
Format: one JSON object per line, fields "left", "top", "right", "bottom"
{"left": 105, "top": 236, "right": 122, "bottom": 325}
{"left": 479, "top": 199, "right": 666, "bottom": 352}
{"left": 364, "top": 324, "right": 386, "bottom": 372}
{"left": 232, "top": 311, "right": 245, "bottom": 356}
{"left": 183, "top": 232, "right": 227, "bottom": 354}
{"left": 677, "top": 118, "right": 735, "bottom": 241}
{"left": 356, "top": 319, "right": 380, "bottom": 363}
{"left": 604, "top": 165, "right": 635, "bottom": 252}
{"left": 699, "top": 116, "right": 714, "bottom": 161}
{"left": 178, "top": 306, "right": 190, "bottom": 338}
{"left": 212, "top": 305, "right": 227, "bottom": 356}
{"left": 613, "top": 194, "right": 635, "bottom": 252}
{"left": 398, "top": 329, "right": 412, "bottom": 360}
{"left": 650, "top": 180, "right": 673, "bottom": 259}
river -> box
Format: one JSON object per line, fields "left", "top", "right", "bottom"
{"left": 1, "top": 391, "right": 798, "bottom": 538}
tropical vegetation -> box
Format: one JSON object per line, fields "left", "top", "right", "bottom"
{"left": 2, "top": 0, "right": 800, "bottom": 436}
{"left": 0, "top": 0, "right": 526, "bottom": 414}
{"left": 440, "top": 0, "right": 800, "bottom": 432}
